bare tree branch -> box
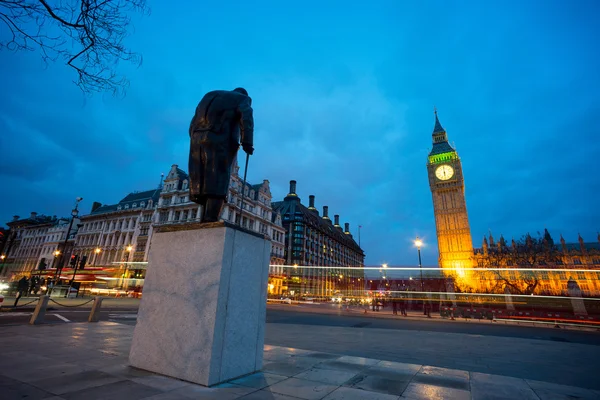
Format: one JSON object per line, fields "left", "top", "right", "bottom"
{"left": 0, "top": 0, "right": 148, "bottom": 95}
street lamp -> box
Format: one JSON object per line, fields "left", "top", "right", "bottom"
{"left": 49, "top": 197, "right": 83, "bottom": 296}
{"left": 122, "top": 245, "right": 133, "bottom": 290}
{"left": 93, "top": 248, "right": 101, "bottom": 267}
{"left": 414, "top": 237, "right": 424, "bottom": 292}
{"left": 0, "top": 254, "right": 5, "bottom": 275}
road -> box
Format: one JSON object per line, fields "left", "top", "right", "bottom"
{"left": 2, "top": 302, "right": 599, "bottom": 346}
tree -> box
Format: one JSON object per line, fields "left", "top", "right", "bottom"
{"left": 0, "top": 0, "right": 148, "bottom": 95}
{"left": 474, "top": 233, "right": 563, "bottom": 295}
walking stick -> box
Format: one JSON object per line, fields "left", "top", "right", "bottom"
{"left": 238, "top": 152, "right": 250, "bottom": 227}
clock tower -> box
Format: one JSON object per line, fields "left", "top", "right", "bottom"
{"left": 427, "top": 111, "right": 474, "bottom": 275}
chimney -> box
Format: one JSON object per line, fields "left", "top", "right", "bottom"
{"left": 13, "top": 215, "right": 20, "bottom": 221}
{"left": 289, "top": 180, "right": 297, "bottom": 195}
{"left": 344, "top": 223, "right": 350, "bottom": 234}
{"left": 30, "top": 212, "right": 38, "bottom": 219}
{"left": 308, "top": 195, "right": 315, "bottom": 209}
{"left": 334, "top": 215, "right": 340, "bottom": 227}
{"left": 92, "top": 202, "right": 102, "bottom": 212}
{"left": 322, "top": 206, "right": 329, "bottom": 219}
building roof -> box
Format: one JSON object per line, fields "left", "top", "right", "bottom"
{"left": 433, "top": 111, "right": 445, "bottom": 134}
{"left": 6, "top": 214, "right": 58, "bottom": 228}
{"left": 429, "top": 141, "right": 456, "bottom": 156}
{"left": 272, "top": 200, "right": 364, "bottom": 254}
{"left": 90, "top": 189, "right": 161, "bottom": 216}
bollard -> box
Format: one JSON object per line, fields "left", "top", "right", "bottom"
{"left": 88, "top": 296, "right": 104, "bottom": 322}
{"left": 29, "top": 295, "right": 49, "bottom": 325}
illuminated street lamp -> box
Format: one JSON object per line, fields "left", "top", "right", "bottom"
{"left": 122, "top": 245, "right": 133, "bottom": 290}
{"left": 0, "top": 254, "right": 5, "bottom": 275}
{"left": 93, "top": 248, "right": 101, "bottom": 267}
{"left": 414, "top": 237, "right": 424, "bottom": 292}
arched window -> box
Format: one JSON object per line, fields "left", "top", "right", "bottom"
{"left": 140, "top": 201, "right": 145, "bottom": 207}
{"left": 132, "top": 203, "right": 137, "bottom": 208}
{"left": 124, "top": 204, "right": 130, "bottom": 209}
{"left": 117, "top": 205, "right": 122, "bottom": 210}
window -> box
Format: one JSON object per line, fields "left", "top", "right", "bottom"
{"left": 141, "top": 201, "right": 145, "bottom": 207}
{"left": 132, "top": 203, "right": 137, "bottom": 208}
{"left": 117, "top": 205, "right": 122, "bottom": 210}
{"left": 577, "top": 271, "right": 586, "bottom": 280}
{"left": 573, "top": 258, "right": 582, "bottom": 265}
{"left": 124, "top": 204, "right": 129, "bottom": 209}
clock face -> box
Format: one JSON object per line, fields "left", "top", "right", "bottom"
{"left": 435, "top": 165, "right": 454, "bottom": 181}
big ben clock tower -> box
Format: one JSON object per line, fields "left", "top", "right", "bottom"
{"left": 427, "top": 111, "right": 474, "bottom": 274}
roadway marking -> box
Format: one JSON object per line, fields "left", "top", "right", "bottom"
{"left": 52, "top": 314, "right": 71, "bottom": 322}
{"left": 0, "top": 313, "right": 31, "bottom": 317}
{"left": 109, "top": 314, "right": 138, "bottom": 319}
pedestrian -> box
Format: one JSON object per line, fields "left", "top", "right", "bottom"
{"left": 399, "top": 293, "right": 408, "bottom": 316}
{"left": 14, "top": 276, "right": 29, "bottom": 307}
{"left": 392, "top": 298, "right": 398, "bottom": 315}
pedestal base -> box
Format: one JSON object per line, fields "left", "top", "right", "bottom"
{"left": 129, "top": 223, "right": 271, "bottom": 386}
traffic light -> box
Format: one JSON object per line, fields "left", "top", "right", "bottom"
{"left": 70, "top": 254, "right": 79, "bottom": 267}
{"left": 79, "top": 255, "right": 88, "bottom": 269}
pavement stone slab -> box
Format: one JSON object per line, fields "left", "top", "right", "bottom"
{"left": 345, "top": 374, "right": 410, "bottom": 397}
{"left": 229, "top": 372, "right": 289, "bottom": 389}
{"left": 0, "top": 374, "right": 56, "bottom": 400}
{"left": 335, "top": 356, "right": 380, "bottom": 367}
{"left": 411, "top": 366, "right": 470, "bottom": 391}
{"left": 401, "top": 382, "right": 471, "bottom": 400}
{"left": 60, "top": 379, "right": 162, "bottom": 400}
{"left": 131, "top": 374, "right": 191, "bottom": 391}
{"left": 29, "top": 369, "right": 124, "bottom": 395}
{"left": 315, "top": 360, "right": 373, "bottom": 374}
{"left": 237, "top": 388, "right": 307, "bottom": 399}
{"left": 525, "top": 379, "right": 600, "bottom": 400}
{"left": 322, "top": 386, "right": 400, "bottom": 400}
{"left": 268, "top": 377, "right": 339, "bottom": 400}
{"left": 470, "top": 372, "right": 541, "bottom": 400}
{"left": 294, "top": 368, "right": 359, "bottom": 386}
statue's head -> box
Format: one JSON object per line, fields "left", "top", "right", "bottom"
{"left": 233, "top": 87, "right": 248, "bottom": 96}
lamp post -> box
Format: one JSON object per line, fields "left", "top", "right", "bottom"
{"left": 414, "top": 237, "right": 423, "bottom": 292}
{"left": 122, "top": 245, "right": 133, "bottom": 290}
{"left": 49, "top": 197, "right": 83, "bottom": 296}
{"left": 93, "top": 248, "right": 101, "bottom": 267}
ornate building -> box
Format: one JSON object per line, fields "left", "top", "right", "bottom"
{"left": 69, "top": 162, "right": 285, "bottom": 291}
{"left": 1, "top": 213, "right": 79, "bottom": 278}
{"left": 155, "top": 163, "right": 286, "bottom": 267}
{"left": 427, "top": 111, "right": 600, "bottom": 296}
{"left": 427, "top": 111, "right": 473, "bottom": 276}
{"left": 272, "top": 180, "right": 365, "bottom": 298}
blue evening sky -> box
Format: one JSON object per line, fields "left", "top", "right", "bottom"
{"left": 1, "top": 0, "right": 599, "bottom": 270}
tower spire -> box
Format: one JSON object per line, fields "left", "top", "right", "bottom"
{"left": 433, "top": 107, "right": 445, "bottom": 134}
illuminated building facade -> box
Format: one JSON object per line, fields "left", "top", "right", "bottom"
{"left": 272, "top": 180, "right": 365, "bottom": 298}
{"left": 155, "top": 163, "right": 286, "bottom": 267}
{"left": 1, "top": 213, "right": 79, "bottom": 278}
{"left": 427, "top": 111, "right": 474, "bottom": 275}
{"left": 427, "top": 112, "right": 600, "bottom": 296}
{"left": 473, "top": 231, "right": 600, "bottom": 296}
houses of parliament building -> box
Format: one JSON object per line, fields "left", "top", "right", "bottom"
{"left": 427, "top": 112, "right": 600, "bottom": 296}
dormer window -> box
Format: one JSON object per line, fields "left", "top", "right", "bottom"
{"left": 117, "top": 205, "right": 122, "bottom": 210}
{"left": 125, "top": 204, "right": 130, "bottom": 209}
{"left": 132, "top": 203, "right": 137, "bottom": 208}
{"left": 183, "top": 180, "right": 188, "bottom": 190}
{"left": 141, "top": 201, "right": 145, "bottom": 207}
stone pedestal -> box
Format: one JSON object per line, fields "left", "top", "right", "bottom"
{"left": 129, "top": 222, "right": 271, "bottom": 387}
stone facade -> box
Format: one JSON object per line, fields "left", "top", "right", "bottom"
{"left": 428, "top": 112, "right": 600, "bottom": 296}
{"left": 272, "top": 180, "right": 365, "bottom": 298}
{"left": 427, "top": 112, "right": 474, "bottom": 275}
{"left": 1, "top": 212, "right": 79, "bottom": 278}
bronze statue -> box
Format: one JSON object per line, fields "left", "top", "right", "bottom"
{"left": 189, "top": 88, "right": 254, "bottom": 222}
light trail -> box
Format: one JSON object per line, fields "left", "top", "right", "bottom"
{"left": 271, "top": 264, "right": 600, "bottom": 273}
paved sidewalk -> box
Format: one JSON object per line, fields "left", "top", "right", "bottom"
{"left": 1, "top": 322, "right": 599, "bottom": 399}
